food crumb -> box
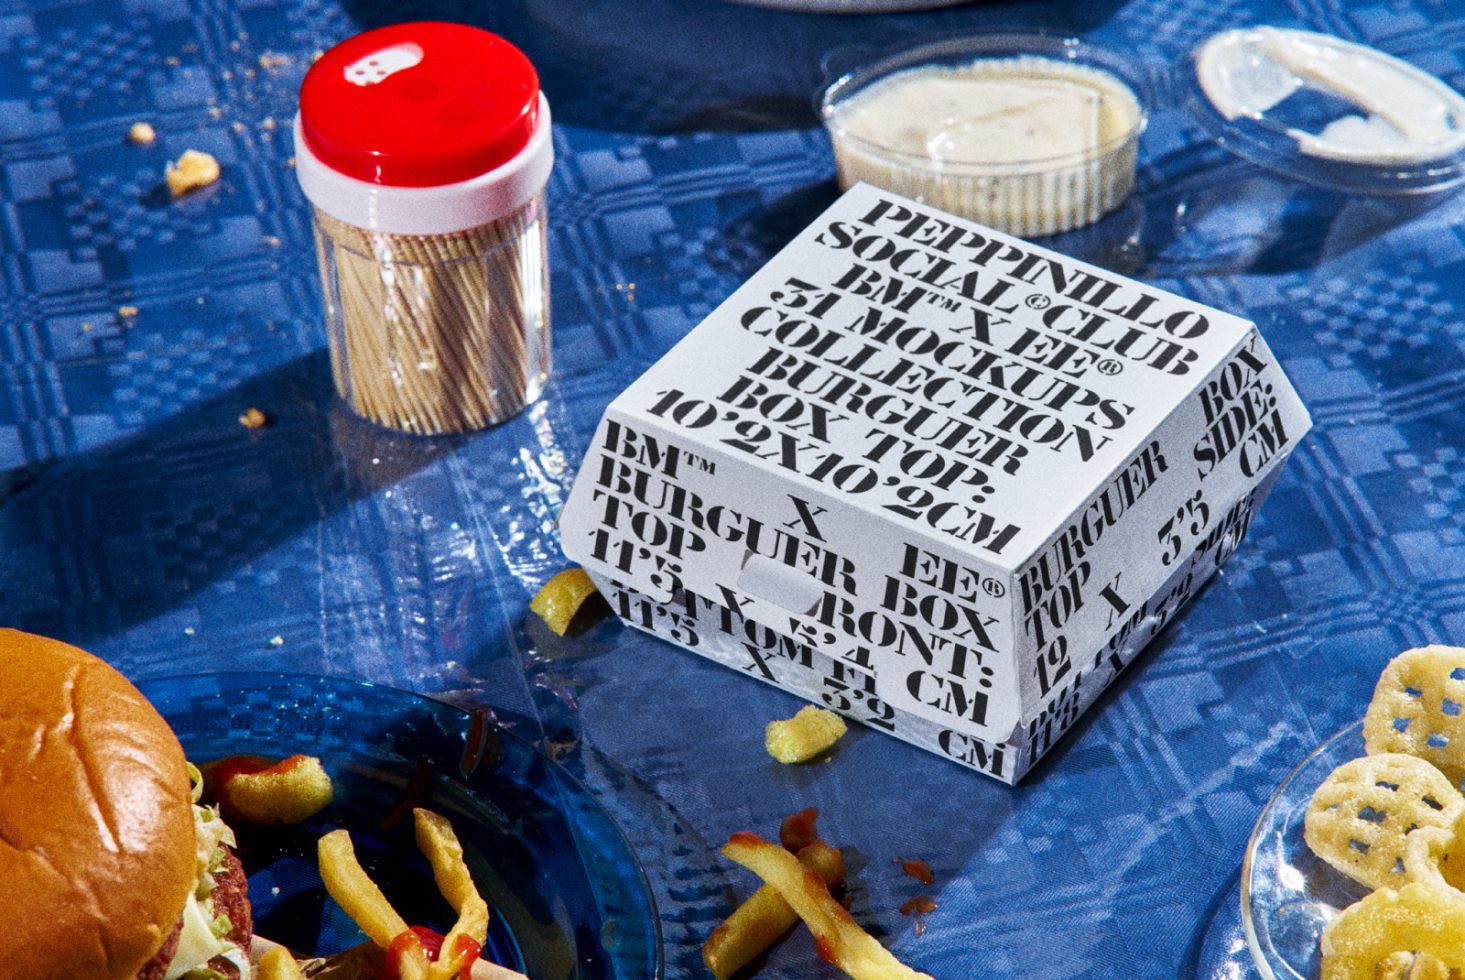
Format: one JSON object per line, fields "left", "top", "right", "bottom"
{"left": 239, "top": 407, "right": 268, "bottom": 429}
{"left": 899, "top": 895, "right": 937, "bottom": 935}
{"left": 184, "top": 626, "right": 196, "bottom": 636}
{"left": 258, "top": 51, "right": 291, "bottom": 70}
{"left": 127, "top": 121, "right": 156, "bottom": 145}
{"left": 895, "top": 857, "right": 935, "bottom": 886}
{"left": 765, "top": 704, "right": 848, "bottom": 764}
{"left": 81, "top": 321, "right": 94, "bottom": 333}
{"left": 780, "top": 807, "right": 820, "bottom": 852}
{"left": 268, "top": 635, "right": 284, "bottom": 647}
{"left": 262, "top": 234, "right": 281, "bottom": 248}
{"left": 117, "top": 305, "right": 139, "bottom": 320}
{"left": 166, "top": 149, "right": 221, "bottom": 197}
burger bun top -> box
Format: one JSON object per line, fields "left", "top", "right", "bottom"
{"left": 0, "top": 629, "right": 197, "bottom": 979}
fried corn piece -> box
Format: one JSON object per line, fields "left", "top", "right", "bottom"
{"left": 1321, "top": 883, "right": 1465, "bottom": 980}
{"left": 1304, "top": 753, "right": 1462, "bottom": 890}
{"left": 414, "top": 808, "right": 490, "bottom": 980}
{"left": 166, "top": 148, "right": 221, "bottom": 196}
{"left": 256, "top": 946, "right": 305, "bottom": 980}
{"left": 704, "top": 839, "right": 846, "bottom": 980}
{"left": 218, "top": 754, "right": 333, "bottom": 824}
{"left": 529, "top": 568, "right": 601, "bottom": 636}
{"left": 1365, "top": 646, "right": 1465, "bottom": 785}
{"left": 766, "top": 705, "right": 848, "bottom": 764}
{"left": 722, "top": 832, "right": 932, "bottom": 980}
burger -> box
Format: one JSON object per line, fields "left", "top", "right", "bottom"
{"left": 1, "top": 629, "right": 254, "bottom": 980}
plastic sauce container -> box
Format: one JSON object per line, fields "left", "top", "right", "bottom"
{"left": 1186, "top": 26, "right": 1465, "bottom": 194}
{"left": 295, "top": 22, "right": 553, "bottom": 434}
{"left": 821, "top": 34, "right": 1147, "bottom": 237}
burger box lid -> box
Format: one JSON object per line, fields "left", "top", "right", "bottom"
{"left": 558, "top": 182, "right": 1311, "bottom": 782}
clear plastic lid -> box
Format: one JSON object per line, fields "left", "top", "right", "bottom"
{"left": 818, "top": 25, "right": 1465, "bottom": 226}
{"left": 1184, "top": 26, "right": 1465, "bottom": 195}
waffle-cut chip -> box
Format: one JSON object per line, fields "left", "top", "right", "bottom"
{"left": 1320, "top": 883, "right": 1465, "bottom": 980}
{"left": 1405, "top": 808, "right": 1465, "bottom": 896}
{"left": 1375, "top": 950, "right": 1453, "bottom": 980}
{"left": 1304, "top": 753, "right": 1462, "bottom": 890}
{"left": 1365, "top": 645, "right": 1465, "bottom": 786}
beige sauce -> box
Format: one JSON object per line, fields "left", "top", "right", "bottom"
{"left": 825, "top": 55, "right": 1143, "bottom": 235}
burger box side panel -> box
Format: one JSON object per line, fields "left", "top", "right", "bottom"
{"left": 592, "top": 576, "right": 1029, "bottom": 782}
{"left": 1008, "top": 325, "right": 1311, "bottom": 722}
{"left": 589, "top": 451, "right": 1278, "bottom": 788}
{"left": 559, "top": 183, "right": 1312, "bottom": 781}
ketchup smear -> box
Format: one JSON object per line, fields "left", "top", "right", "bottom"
{"left": 381, "top": 926, "right": 482, "bottom": 980}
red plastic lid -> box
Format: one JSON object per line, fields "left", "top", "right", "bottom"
{"left": 300, "top": 22, "right": 540, "bottom": 188}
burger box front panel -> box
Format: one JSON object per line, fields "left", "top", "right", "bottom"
{"left": 558, "top": 182, "right": 1311, "bottom": 783}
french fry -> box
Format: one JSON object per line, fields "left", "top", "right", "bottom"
{"left": 253, "top": 934, "right": 530, "bottom": 980}
{"left": 722, "top": 832, "right": 932, "bottom": 980}
{"left": 385, "top": 932, "right": 433, "bottom": 980}
{"left": 257, "top": 946, "right": 305, "bottom": 980}
{"left": 414, "top": 808, "right": 491, "bottom": 980}
{"left": 704, "top": 839, "right": 846, "bottom": 980}
{"left": 318, "top": 812, "right": 509, "bottom": 980}
{"left": 317, "top": 829, "right": 412, "bottom": 947}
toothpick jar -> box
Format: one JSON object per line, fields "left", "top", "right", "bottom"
{"left": 294, "top": 22, "right": 553, "bottom": 434}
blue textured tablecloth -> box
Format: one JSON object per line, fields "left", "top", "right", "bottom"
{"left": 4, "top": 0, "right": 1464, "bottom": 976}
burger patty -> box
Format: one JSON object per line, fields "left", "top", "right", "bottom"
{"left": 134, "top": 847, "right": 253, "bottom": 980}
{"left": 135, "top": 922, "right": 181, "bottom": 980}
{"left": 214, "top": 847, "right": 253, "bottom": 950}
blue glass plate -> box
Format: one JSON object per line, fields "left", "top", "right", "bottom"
{"left": 138, "top": 673, "right": 662, "bottom": 979}
{"left": 1241, "top": 720, "right": 1367, "bottom": 980}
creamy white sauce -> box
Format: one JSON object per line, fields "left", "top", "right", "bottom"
{"left": 824, "top": 55, "right": 1143, "bottom": 235}
{"left": 1194, "top": 27, "right": 1465, "bottom": 163}
{"left": 831, "top": 56, "right": 1137, "bottom": 166}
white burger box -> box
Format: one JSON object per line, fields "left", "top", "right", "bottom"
{"left": 559, "top": 183, "right": 1310, "bottom": 783}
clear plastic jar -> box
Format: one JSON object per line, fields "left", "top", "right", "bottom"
{"left": 295, "top": 23, "right": 553, "bottom": 434}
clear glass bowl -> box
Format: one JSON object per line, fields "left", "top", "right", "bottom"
{"left": 819, "top": 33, "right": 1149, "bottom": 236}
{"left": 140, "top": 672, "right": 663, "bottom": 979}
{"left": 1241, "top": 720, "right": 1368, "bottom": 979}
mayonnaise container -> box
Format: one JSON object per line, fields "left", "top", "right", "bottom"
{"left": 820, "top": 33, "right": 1148, "bottom": 237}
{"left": 1186, "top": 26, "right": 1465, "bottom": 194}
